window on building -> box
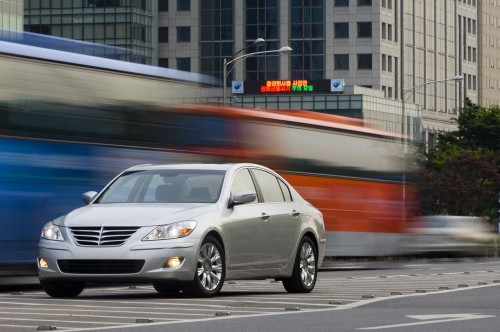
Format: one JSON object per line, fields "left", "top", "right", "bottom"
{"left": 131, "top": 24, "right": 146, "bottom": 41}
{"left": 177, "top": 57, "right": 191, "bottom": 71}
{"left": 158, "top": 58, "right": 169, "bottom": 68}
{"left": 131, "top": 0, "right": 147, "bottom": 9}
{"left": 382, "top": 54, "right": 387, "bottom": 71}
{"left": 357, "top": 54, "right": 372, "bottom": 69}
{"left": 291, "top": 40, "right": 325, "bottom": 80}
{"left": 290, "top": 0, "right": 325, "bottom": 80}
{"left": 158, "top": 0, "right": 168, "bottom": 11}
{"left": 334, "top": 54, "right": 349, "bottom": 70}
{"left": 387, "top": 24, "right": 392, "bottom": 40}
{"left": 247, "top": 0, "right": 279, "bottom": 39}
{"left": 334, "top": 22, "right": 349, "bottom": 38}
{"left": 382, "top": 23, "right": 387, "bottom": 39}
{"left": 176, "top": 26, "right": 191, "bottom": 42}
{"left": 88, "top": 0, "right": 121, "bottom": 7}
{"left": 26, "top": 24, "right": 51, "bottom": 35}
{"left": 357, "top": 0, "right": 372, "bottom": 6}
{"left": 177, "top": 0, "right": 190, "bottom": 11}
{"left": 199, "top": 1, "right": 234, "bottom": 85}
{"left": 357, "top": 22, "right": 372, "bottom": 38}
{"left": 334, "top": 0, "right": 349, "bottom": 6}
{"left": 388, "top": 55, "right": 392, "bottom": 72}
{"left": 291, "top": 1, "right": 323, "bottom": 39}
{"left": 158, "top": 27, "right": 168, "bottom": 42}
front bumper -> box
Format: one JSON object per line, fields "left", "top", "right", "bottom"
{"left": 38, "top": 240, "right": 198, "bottom": 283}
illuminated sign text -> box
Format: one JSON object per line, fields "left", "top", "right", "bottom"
{"left": 260, "top": 80, "right": 314, "bottom": 93}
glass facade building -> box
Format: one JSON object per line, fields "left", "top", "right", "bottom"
{"left": 23, "top": 0, "right": 154, "bottom": 63}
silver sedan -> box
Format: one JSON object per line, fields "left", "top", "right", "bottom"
{"left": 38, "top": 163, "right": 326, "bottom": 297}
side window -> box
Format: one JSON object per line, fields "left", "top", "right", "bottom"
{"left": 251, "top": 169, "right": 285, "bottom": 203}
{"left": 230, "top": 169, "right": 257, "bottom": 203}
{"left": 278, "top": 179, "right": 293, "bottom": 202}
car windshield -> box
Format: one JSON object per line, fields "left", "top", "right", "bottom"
{"left": 96, "top": 169, "right": 226, "bottom": 204}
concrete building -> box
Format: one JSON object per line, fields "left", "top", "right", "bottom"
{"left": 1, "top": 0, "right": 23, "bottom": 30}
{"left": 478, "top": 0, "right": 500, "bottom": 108}
{"left": 22, "top": 0, "right": 497, "bottom": 143}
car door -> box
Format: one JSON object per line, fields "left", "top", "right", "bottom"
{"left": 250, "top": 168, "right": 302, "bottom": 269}
{"left": 224, "top": 168, "right": 264, "bottom": 271}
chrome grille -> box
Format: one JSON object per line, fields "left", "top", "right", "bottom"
{"left": 70, "top": 226, "right": 140, "bottom": 246}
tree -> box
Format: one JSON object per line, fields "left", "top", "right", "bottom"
{"left": 419, "top": 99, "right": 500, "bottom": 222}
{"left": 438, "top": 99, "right": 500, "bottom": 152}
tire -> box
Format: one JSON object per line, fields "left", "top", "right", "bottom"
{"left": 152, "top": 281, "right": 183, "bottom": 294}
{"left": 282, "top": 236, "right": 318, "bottom": 293}
{"left": 40, "top": 279, "right": 85, "bottom": 298}
{"left": 184, "top": 235, "right": 225, "bottom": 297}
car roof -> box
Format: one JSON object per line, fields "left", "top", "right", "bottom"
{"left": 124, "top": 163, "right": 269, "bottom": 172}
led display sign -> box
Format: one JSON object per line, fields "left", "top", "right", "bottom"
{"left": 260, "top": 80, "right": 313, "bottom": 93}
{"left": 237, "top": 79, "right": 340, "bottom": 94}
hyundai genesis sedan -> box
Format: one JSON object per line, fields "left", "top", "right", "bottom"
{"left": 38, "top": 163, "right": 326, "bottom": 298}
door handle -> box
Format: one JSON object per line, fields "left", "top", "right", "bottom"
{"left": 292, "top": 210, "right": 300, "bottom": 217}
{"left": 261, "top": 213, "right": 270, "bottom": 220}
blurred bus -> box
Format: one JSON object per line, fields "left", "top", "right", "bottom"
{"left": 0, "top": 35, "right": 418, "bottom": 273}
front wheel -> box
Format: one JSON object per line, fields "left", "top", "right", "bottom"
{"left": 184, "top": 235, "right": 225, "bottom": 297}
{"left": 282, "top": 236, "right": 317, "bottom": 293}
{"left": 40, "top": 279, "right": 85, "bottom": 298}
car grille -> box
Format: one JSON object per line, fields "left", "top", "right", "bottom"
{"left": 70, "top": 226, "right": 140, "bottom": 246}
{"left": 58, "top": 260, "right": 145, "bottom": 274}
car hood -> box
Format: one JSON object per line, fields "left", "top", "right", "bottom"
{"left": 53, "top": 203, "right": 218, "bottom": 227}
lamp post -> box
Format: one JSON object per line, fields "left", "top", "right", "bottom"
{"left": 400, "top": 74, "right": 463, "bottom": 220}
{"left": 229, "top": 38, "right": 265, "bottom": 62}
{"left": 222, "top": 45, "right": 292, "bottom": 105}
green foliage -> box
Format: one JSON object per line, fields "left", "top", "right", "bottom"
{"left": 419, "top": 99, "right": 500, "bottom": 222}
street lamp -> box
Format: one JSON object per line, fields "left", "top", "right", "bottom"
{"left": 401, "top": 74, "right": 463, "bottom": 147}
{"left": 229, "top": 38, "right": 265, "bottom": 63}
{"left": 400, "top": 74, "right": 463, "bottom": 220}
{"left": 222, "top": 45, "right": 293, "bottom": 105}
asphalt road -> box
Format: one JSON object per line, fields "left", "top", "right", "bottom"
{"left": 0, "top": 258, "right": 499, "bottom": 331}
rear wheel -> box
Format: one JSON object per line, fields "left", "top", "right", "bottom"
{"left": 40, "top": 279, "right": 85, "bottom": 298}
{"left": 153, "top": 281, "right": 183, "bottom": 294}
{"left": 184, "top": 236, "right": 225, "bottom": 297}
{"left": 282, "top": 236, "right": 317, "bottom": 293}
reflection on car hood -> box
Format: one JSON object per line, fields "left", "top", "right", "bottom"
{"left": 54, "top": 203, "right": 217, "bottom": 227}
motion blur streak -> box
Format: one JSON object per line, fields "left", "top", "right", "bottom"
{"left": 0, "top": 32, "right": 420, "bottom": 275}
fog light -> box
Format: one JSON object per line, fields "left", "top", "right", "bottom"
{"left": 39, "top": 258, "right": 49, "bottom": 269}
{"left": 165, "top": 257, "right": 182, "bottom": 268}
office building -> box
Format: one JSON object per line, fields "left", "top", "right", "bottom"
{"left": 23, "top": 1, "right": 497, "bottom": 142}
{"left": 24, "top": 0, "right": 156, "bottom": 64}
{"left": 478, "top": 0, "right": 500, "bottom": 108}
{"left": 1, "top": 0, "right": 23, "bottom": 30}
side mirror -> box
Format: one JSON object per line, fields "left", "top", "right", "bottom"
{"left": 82, "top": 191, "right": 98, "bottom": 205}
{"left": 228, "top": 190, "right": 256, "bottom": 208}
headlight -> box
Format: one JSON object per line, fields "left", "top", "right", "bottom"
{"left": 143, "top": 221, "right": 197, "bottom": 241}
{"left": 41, "top": 222, "right": 64, "bottom": 241}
